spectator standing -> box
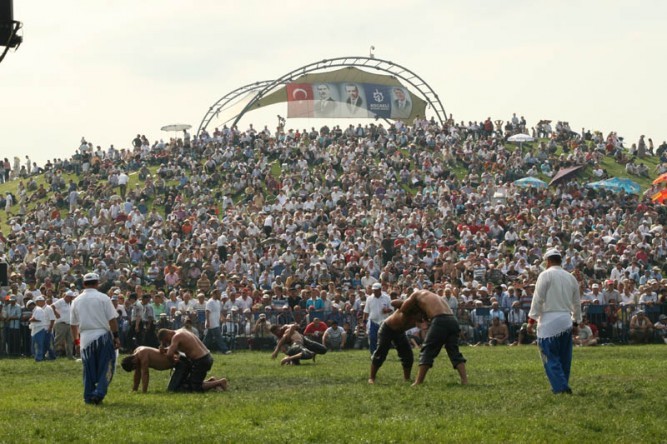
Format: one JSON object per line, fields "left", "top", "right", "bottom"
{"left": 53, "top": 290, "right": 75, "bottom": 359}
{"left": 117, "top": 170, "right": 129, "bottom": 199}
{"left": 362, "top": 283, "right": 392, "bottom": 355}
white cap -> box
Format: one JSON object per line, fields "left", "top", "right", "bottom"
{"left": 83, "top": 272, "right": 100, "bottom": 283}
{"left": 34, "top": 295, "right": 45, "bottom": 302}
{"left": 591, "top": 284, "right": 599, "bottom": 289}
{"left": 372, "top": 283, "right": 382, "bottom": 290}
{"left": 543, "top": 248, "right": 562, "bottom": 261}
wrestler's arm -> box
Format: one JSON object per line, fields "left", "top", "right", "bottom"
{"left": 139, "top": 354, "right": 150, "bottom": 393}
{"left": 165, "top": 334, "right": 180, "bottom": 362}
{"left": 391, "top": 299, "right": 404, "bottom": 309}
{"left": 399, "top": 293, "right": 418, "bottom": 314}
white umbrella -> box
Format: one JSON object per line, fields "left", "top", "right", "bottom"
{"left": 161, "top": 124, "right": 192, "bottom": 132}
{"left": 508, "top": 134, "right": 534, "bottom": 143}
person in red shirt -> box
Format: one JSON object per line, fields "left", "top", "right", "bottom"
{"left": 303, "top": 318, "right": 328, "bottom": 342}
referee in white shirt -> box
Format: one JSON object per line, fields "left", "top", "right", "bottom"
{"left": 528, "top": 248, "right": 582, "bottom": 394}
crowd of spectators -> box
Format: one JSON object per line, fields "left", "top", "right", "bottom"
{"left": 2, "top": 114, "right": 667, "bottom": 359}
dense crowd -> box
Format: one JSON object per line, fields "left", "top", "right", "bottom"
{"left": 2, "top": 114, "right": 667, "bottom": 360}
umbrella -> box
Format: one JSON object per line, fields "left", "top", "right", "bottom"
{"left": 514, "top": 177, "right": 547, "bottom": 189}
{"left": 507, "top": 134, "right": 534, "bottom": 143}
{"left": 549, "top": 165, "right": 585, "bottom": 186}
{"left": 161, "top": 124, "right": 192, "bottom": 132}
{"left": 652, "top": 172, "right": 667, "bottom": 186}
{"left": 651, "top": 188, "right": 667, "bottom": 204}
{"left": 599, "top": 177, "right": 641, "bottom": 195}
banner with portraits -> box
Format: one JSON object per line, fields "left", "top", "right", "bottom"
{"left": 286, "top": 82, "right": 413, "bottom": 119}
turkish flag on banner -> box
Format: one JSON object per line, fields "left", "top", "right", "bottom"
{"left": 286, "top": 83, "right": 314, "bottom": 118}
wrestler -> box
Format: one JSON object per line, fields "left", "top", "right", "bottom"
{"left": 399, "top": 289, "right": 468, "bottom": 386}
{"left": 270, "top": 323, "right": 327, "bottom": 365}
{"left": 157, "top": 328, "right": 228, "bottom": 392}
{"left": 368, "top": 299, "right": 422, "bottom": 384}
{"left": 120, "top": 346, "right": 175, "bottom": 393}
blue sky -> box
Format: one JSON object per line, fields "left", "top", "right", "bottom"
{"left": 2, "top": 0, "right": 666, "bottom": 165}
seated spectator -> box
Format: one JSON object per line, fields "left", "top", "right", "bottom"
{"left": 574, "top": 318, "right": 598, "bottom": 346}
{"left": 303, "top": 317, "right": 328, "bottom": 342}
{"left": 629, "top": 310, "right": 653, "bottom": 344}
{"left": 487, "top": 317, "right": 509, "bottom": 346}
{"left": 511, "top": 322, "right": 536, "bottom": 346}
{"left": 322, "top": 320, "right": 346, "bottom": 351}
{"left": 250, "top": 313, "right": 274, "bottom": 350}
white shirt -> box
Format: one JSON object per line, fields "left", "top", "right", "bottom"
{"left": 30, "top": 306, "right": 48, "bottom": 335}
{"left": 363, "top": 293, "right": 392, "bottom": 324}
{"left": 70, "top": 288, "right": 117, "bottom": 349}
{"left": 53, "top": 298, "right": 72, "bottom": 324}
{"left": 206, "top": 298, "right": 222, "bottom": 329}
{"left": 529, "top": 265, "right": 582, "bottom": 338}
{"left": 178, "top": 300, "right": 196, "bottom": 314}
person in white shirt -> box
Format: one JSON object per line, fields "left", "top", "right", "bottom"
{"left": 28, "top": 296, "right": 51, "bottom": 361}
{"left": 70, "top": 273, "right": 120, "bottom": 405}
{"left": 528, "top": 249, "right": 582, "bottom": 395}
{"left": 53, "top": 290, "right": 76, "bottom": 359}
{"left": 117, "top": 171, "right": 129, "bottom": 199}
{"left": 204, "top": 291, "right": 225, "bottom": 353}
{"left": 43, "top": 297, "right": 57, "bottom": 360}
{"left": 362, "top": 283, "right": 392, "bottom": 355}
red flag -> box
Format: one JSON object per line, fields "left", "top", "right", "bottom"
{"left": 286, "top": 83, "right": 314, "bottom": 118}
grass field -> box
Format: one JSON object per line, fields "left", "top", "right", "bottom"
{"left": 0, "top": 346, "right": 664, "bottom": 443}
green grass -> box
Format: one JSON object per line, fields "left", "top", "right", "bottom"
{"left": 0, "top": 346, "right": 664, "bottom": 443}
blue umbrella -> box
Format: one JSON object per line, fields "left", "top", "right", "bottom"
{"left": 514, "top": 177, "right": 547, "bottom": 188}
{"left": 587, "top": 177, "right": 641, "bottom": 194}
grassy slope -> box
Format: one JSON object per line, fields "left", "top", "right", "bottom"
{"left": 0, "top": 346, "right": 664, "bottom": 443}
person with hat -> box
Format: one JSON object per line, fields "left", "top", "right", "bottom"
{"left": 362, "top": 282, "right": 392, "bottom": 355}
{"left": 28, "top": 295, "right": 53, "bottom": 361}
{"left": 527, "top": 248, "right": 582, "bottom": 395}
{"left": 53, "top": 290, "right": 76, "bottom": 359}
{"left": 2, "top": 295, "right": 22, "bottom": 355}
{"left": 70, "top": 272, "right": 120, "bottom": 405}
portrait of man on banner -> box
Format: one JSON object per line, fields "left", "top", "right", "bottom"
{"left": 390, "top": 86, "right": 412, "bottom": 119}
{"left": 341, "top": 83, "right": 369, "bottom": 118}
{"left": 313, "top": 83, "right": 338, "bottom": 118}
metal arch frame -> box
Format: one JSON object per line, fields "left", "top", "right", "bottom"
{"left": 229, "top": 56, "right": 447, "bottom": 130}
{"left": 198, "top": 56, "right": 448, "bottom": 136}
{"left": 196, "top": 80, "right": 277, "bottom": 137}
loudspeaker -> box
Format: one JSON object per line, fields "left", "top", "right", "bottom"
{"left": 0, "top": 262, "right": 7, "bottom": 287}
{"left": 0, "top": 0, "right": 14, "bottom": 22}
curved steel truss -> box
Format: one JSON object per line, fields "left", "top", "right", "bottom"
{"left": 197, "top": 56, "right": 446, "bottom": 136}
{"left": 196, "top": 80, "right": 276, "bottom": 137}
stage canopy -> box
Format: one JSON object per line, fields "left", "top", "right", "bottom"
{"left": 252, "top": 67, "right": 427, "bottom": 122}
